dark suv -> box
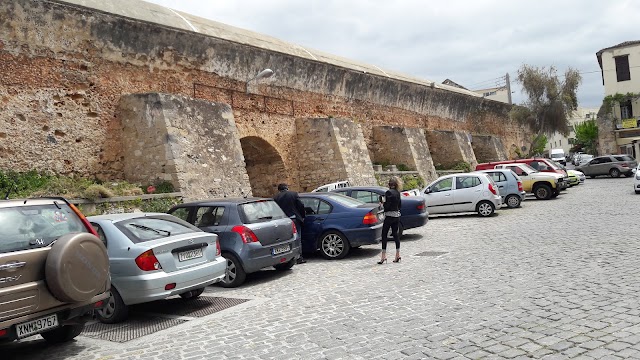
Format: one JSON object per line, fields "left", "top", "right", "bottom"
{"left": 575, "top": 155, "right": 638, "bottom": 178}
{"left": 0, "top": 198, "right": 110, "bottom": 343}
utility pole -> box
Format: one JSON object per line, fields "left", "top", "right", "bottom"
{"left": 505, "top": 72, "right": 512, "bottom": 105}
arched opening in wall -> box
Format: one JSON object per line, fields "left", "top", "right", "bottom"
{"left": 240, "top": 136, "right": 286, "bottom": 197}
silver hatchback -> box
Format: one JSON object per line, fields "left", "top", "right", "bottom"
{"left": 477, "top": 169, "right": 526, "bottom": 208}
{"left": 88, "top": 213, "right": 226, "bottom": 324}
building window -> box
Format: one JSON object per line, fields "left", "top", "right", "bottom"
{"left": 559, "top": 140, "right": 562, "bottom": 146}
{"left": 483, "top": 91, "right": 497, "bottom": 97}
{"left": 621, "top": 100, "right": 633, "bottom": 119}
{"left": 615, "top": 55, "right": 631, "bottom": 82}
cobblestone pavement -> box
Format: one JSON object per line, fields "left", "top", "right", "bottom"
{"left": 7, "top": 177, "right": 640, "bottom": 359}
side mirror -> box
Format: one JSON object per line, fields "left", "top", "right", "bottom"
{"left": 424, "top": 187, "right": 431, "bottom": 194}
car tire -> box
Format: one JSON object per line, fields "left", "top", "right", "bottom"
{"left": 319, "top": 231, "right": 350, "bottom": 260}
{"left": 96, "top": 287, "right": 129, "bottom": 324}
{"left": 505, "top": 194, "right": 521, "bottom": 208}
{"left": 636, "top": 190, "right": 640, "bottom": 194}
{"left": 610, "top": 168, "right": 621, "bottom": 178}
{"left": 533, "top": 184, "right": 552, "bottom": 200}
{"left": 40, "top": 323, "right": 84, "bottom": 344}
{"left": 590, "top": 175, "right": 596, "bottom": 179}
{"left": 476, "top": 201, "right": 495, "bottom": 217}
{"left": 219, "top": 253, "right": 246, "bottom": 288}
{"left": 273, "top": 257, "right": 296, "bottom": 271}
{"left": 179, "top": 287, "right": 205, "bottom": 300}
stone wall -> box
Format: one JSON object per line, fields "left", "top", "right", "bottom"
{"left": 372, "top": 126, "right": 437, "bottom": 182}
{"left": 472, "top": 135, "right": 508, "bottom": 163}
{"left": 597, "top": 106, "right": 617, "bottom": 156}
{"left": 426, "top": 130, "right": 477, "bottom": 169}
{"left": 118, "top": 93, "right": 251, "bottom": 200}
{"left": 0, "top": 0, "right": 532, "bottom": 196}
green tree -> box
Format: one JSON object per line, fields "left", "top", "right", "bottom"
{"left": 528, "top": 134, "right": 548, "bottom": 157}
{"left": 574, "top": 120, "right": 599, "bottom": 155}
{"left": 510, "top": 65, "right": 582, "bottom": 153}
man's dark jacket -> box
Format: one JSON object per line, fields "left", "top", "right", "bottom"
{"left": 274, "top": 190, "right": 306, "bottom": 222}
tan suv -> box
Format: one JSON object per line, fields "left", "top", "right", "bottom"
{"left": 0, "top": 197, "right": 110, "bottom": 343}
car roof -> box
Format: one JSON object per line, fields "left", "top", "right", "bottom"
{"left": 178, "top": 197, "right": 272, "bottom": 206}
{"left": 0, "top": 197, "right": 72, "bottom": 209}
{"left": 332, "top": 186, "right": 388, "bottom": 191}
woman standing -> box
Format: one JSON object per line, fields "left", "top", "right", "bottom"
{"left": 378, "top": 176, "right": 402, "bottom": 264}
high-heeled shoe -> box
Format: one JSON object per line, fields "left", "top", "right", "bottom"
{"left": 377, "top": 258, "right": 387, "bottom": 264}
{"left": 393, "top": 257, "right": 402, "bottom": 263}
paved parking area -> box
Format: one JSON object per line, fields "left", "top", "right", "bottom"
{"left": 6, "top": 177, "right": 640, "bottom": 359}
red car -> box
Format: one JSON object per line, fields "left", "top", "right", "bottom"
{"left": 476, "top": 158, "right": 569, "bottom": 189}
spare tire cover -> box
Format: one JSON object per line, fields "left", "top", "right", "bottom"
{"left": 46, "top": 232, "right": 109, "bottom": 303}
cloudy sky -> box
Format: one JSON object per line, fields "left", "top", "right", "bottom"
{"left": 145, "top": 0, "right": 638, "bottom": 109}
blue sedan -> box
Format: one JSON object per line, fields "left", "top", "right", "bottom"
{"left": 298, "top": 193, "right": 384, "bottom": 260}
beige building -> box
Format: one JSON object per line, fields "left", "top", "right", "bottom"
{"left": 546, "top": 108, "right": 599, "bottom": 155}
{"left": 597, "top": 41, "right": 640, "bottom": 157}
{"left": 474, "top": 86, "right": 512, "bottom": 104}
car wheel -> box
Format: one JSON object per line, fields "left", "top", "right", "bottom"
{"left": 320, "top": 231, "right": 351, "bottom": 260}
{"left": 636, "top": 190, "right": 640, "bottom": 194}
{"left": 505, "top": 194, "right": 521, "bottom": 208}
{"left": 179, "top": 287, "right": 205, "bottom": 300}
{"left": 40, "top": 324, "right": 84, "bottom": 344}
{"left": 219, "top": 253, "right": 246, "bottom": 288}
{"left": 610, "top": 168, "right": 621, "bottom": 178}
{"left": 96, "top": 287, "right": 129, "bottom": 324}
{"left": 273, "top": 257, "right": 296, "bottom": 271}
{"left": 533, "top": 184, "right": 552, "bottom": 200}
{"left": 590, "top": 175, "right": 596, "bottom": 179}
{"left": 476, "top": 201, "right": 495, "bottom": 217}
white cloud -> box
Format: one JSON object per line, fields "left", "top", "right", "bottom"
{"left": 144, "top": 0, "right": 639, "bottom": 108}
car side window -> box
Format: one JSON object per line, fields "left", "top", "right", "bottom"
{"left": 599, "top": 157, "right": 612, "bottom": 163}
{"left": 195, "top": 206, "right": 224, "bottom": 227}
{"left": 431, "top": 178, "right": 453, "bottom": 192}
{"left": 300, "top": 198, "right": 320, "bottom": 215}
{"left": 507, "top": 166, "right": 524, "bottom": 176}
{"left": 170, "top": 207, "right": 190, "bottom": 222}
{"left": 457, "top": 176, "right": 481, "bottom": 189}
{"left": 90, "top": 222, "right": 108, "bottom": 247}
{"left": 590, "top": 158, "right": 601, "bottom": 164}
{"left": 317, "top": 201, "right": 332, "bottom": 215}
{"left": 352, "top": 190, "right": 378, "bottom": 204}
{"left": 487, "top": 172, "right": 506, "bottom": 183}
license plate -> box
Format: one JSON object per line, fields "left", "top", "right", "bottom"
{"left": 178, "top": 248, "right": 203, "bottom": 262}
{"left": 272, "top": 244, "right": 291, "bottom": 255}
{"left": 16, "top": 314, "right": 58, "bottom": 339}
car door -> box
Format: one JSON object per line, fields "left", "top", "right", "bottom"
{"left": 299, "top": 197, "right": 329, "bottom": 250}
{"left": 193, "top": 206, "right": 228, "bottom": 235}
{"left": 486, "top": 171, "right": 508, "bottom": 197}
{"left": 453, "top": 175, "right": 483, "bottom": 212}
{"left": 423, "top": 177, "right": 455, "bottom": 214}
{"left": 597, "top": 156, "right": 613, "bottom": 175}
{"left": 581, "top": 157, "right": 600, "bottom": 175}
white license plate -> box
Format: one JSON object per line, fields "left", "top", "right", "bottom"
{"left": 16, "top": 314, "right": 58, "bottom": 339}
{"left": 272, "top": 244, "right": 291, "bottom": 255}
{"left": 178, "top": 248, "right": 203, "bottom": 262}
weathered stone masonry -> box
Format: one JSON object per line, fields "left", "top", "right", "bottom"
{"left": 0, "top": 0, "right": 532, "bottom": 198}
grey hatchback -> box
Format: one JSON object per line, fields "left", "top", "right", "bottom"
{"left": 476, "top": 169, "right": 526, "bottom": 208}
{"left": 169, "top": 198, "right": 301, "bottom": 288}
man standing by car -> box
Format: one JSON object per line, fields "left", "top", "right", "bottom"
{"left": 274, "top": 183, "right": 307, "bottom": 264}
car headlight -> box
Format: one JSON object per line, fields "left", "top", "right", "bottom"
{"left": 636, "top": 173, "right": 640, "bottom": 180}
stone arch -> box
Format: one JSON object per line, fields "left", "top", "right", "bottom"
{"left": 240, "top": 136, "right": 286, "bottom": 197}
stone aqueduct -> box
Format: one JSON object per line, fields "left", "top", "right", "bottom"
{"left": 0, "top": 0, "right": 530, "bottom": 199}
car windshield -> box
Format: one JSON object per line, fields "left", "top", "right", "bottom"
{"left": 322, "top": 193, "right": 367, "bottom": 207}
{"left": 116, "top": 216, "right": 196, "bottom": 243}
{"left": 551, "top": 154, "right": 563, "bottom": 159}
{"left": 0, "top": 204, "right": 86, "bottom": 253}
{"left": 544, "top": 161, "right": 560, "bottom": 170}
{"left": 238, "top": 200, "right": 287, "bottom": 224}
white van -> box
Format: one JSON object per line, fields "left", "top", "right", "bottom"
{"left": 550, "top": 148, "right": 566, "bottom": 166}
{"left": 311, "top": 180, "right": 351, "bottom": 192}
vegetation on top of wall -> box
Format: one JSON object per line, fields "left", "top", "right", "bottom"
{"left": 376, "top": 174, "right": 425, "bottom": 190}
{"left": 602, "top": 92, "right": 640, "bottom": 116}
{"left": 434, "top": 161, "right": 471, "bottom": 172}
{"left": 0, "top": 170, "right": 175, "bottom": 200}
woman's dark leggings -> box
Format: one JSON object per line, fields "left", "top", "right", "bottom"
{"left": 381, "top": 216, "right": 400, "bottom": 250}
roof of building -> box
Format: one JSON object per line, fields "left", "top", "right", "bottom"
{"left": 441, "top": 79, "right": 469, "bottom": 90}
{"left": 596, "top": 40, "right": 640, "bottom": 70}
{"left": 56, "top": 0, "right": 480, "bottom": 98}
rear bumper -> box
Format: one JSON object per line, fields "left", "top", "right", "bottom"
{"left": 400, "top": 212, "right": 428, "bottom": 230}
{"left": 241, "top": 237, "right": 301, "bottom": 273}
{"left": 115, "top": 257, "right": 226, "bottom": 305}
{"left": 345, "top": 223, "right": 383, "bottom": 247}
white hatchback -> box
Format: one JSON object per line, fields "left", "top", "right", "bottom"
{"left": 422, "top": 172, "right": 502, "bottom": 217}
{"left": 634, "top": 164, "right": 640, "bottom": 194}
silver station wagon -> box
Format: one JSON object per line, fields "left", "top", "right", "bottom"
{"left": 88, "top": 213, "right": 226, "bottom": 324}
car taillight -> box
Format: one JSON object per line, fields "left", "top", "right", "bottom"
{"left": 215, "top": 238, "right": 221, "bottom": 256}
{"left": 291, "top": 220, "right": 297, "bottom": 236}
{"left": 69, "top": 203, "right": 99, "bottom": 237}
{"left": 135, "top": 249, "right": 162, "bottom": 271}
{"left": 517, "top": 181, "right": 523, "bottom": 192}
{"left": 363, "top": 211, "right": 378, "bottom": 225}
{"left": 401, "top": 192, "right": 410, "bottom": 196}
{"left": 488, "top": 183, "right": 498, "bottom": 195}
{"left": 232, "top": 225, "right": 259, "bottom": 243}
{"left": 416, "top": 202, "right": 426, "bottom": 213}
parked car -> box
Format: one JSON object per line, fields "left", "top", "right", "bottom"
{"left": 476, "top": 169, "right": 526, "bottom": 208}
{"left": 634, "top": 164, "right": 640, "bottom": 194}
{"left": 568, "top": 170, "right": 586, "bottom": 184}
{"left": 88, "top": 213, "right": 226, "bottom": 323}
{"left": 330, "top": 186, "right": 428, "bottom": 236}
{"left": 168, "top": 198, "right": 300, "bottom": 288}
{"left": 493, "top": 163, "right": 565, "bottom": 200}
{"left": 550, "top": 148, "right": 566, "bottom": 166}
{"left": 575, "top": 155, "right": 638, "bottom": 178}
{"left": 401, "top": 189, "right": 421, "bottom": 197}
{"left": 0, "top": 197, "right": 110, "bottom": 343}
{"left": 422, "top": 172, "right": 502, "bottom": 217}
{"left": 476, "top": 158, "right": 569, "bottom": 189}
{"left": 311, "top": 180, "right": 351, "bottom": 192}
{"left": 298, "top": 193, "right": 384, "bottom": 259}
{"left": 576, "top": 154, "right": 594, "bottom": 166}
{"left": 572, "top": 152, "right": 585, "bottom": 165}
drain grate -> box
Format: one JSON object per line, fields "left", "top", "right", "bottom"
{"left": 82, "top": 296, "right": 249, "bottom": 343}
{"left": 415, "top": 251, "right": 448, "bottom": 257}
